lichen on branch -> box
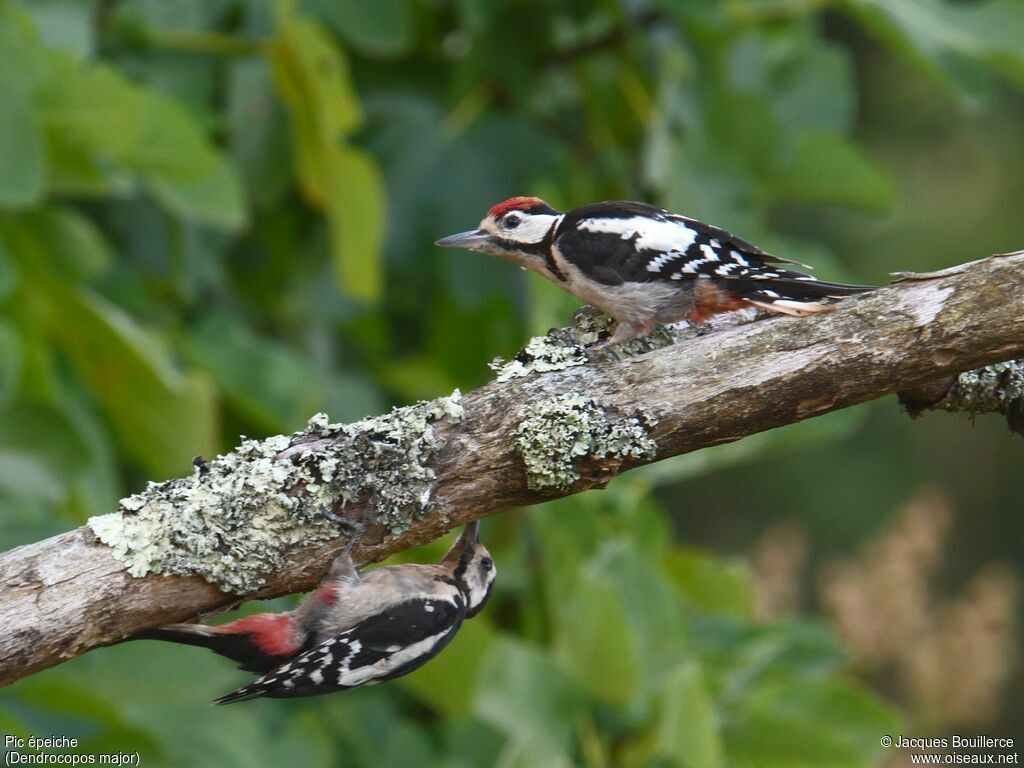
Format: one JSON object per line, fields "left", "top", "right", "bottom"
{"left": 514, "top": 393, "right": 658, "bottom": 492}
{"left": 901, "top": 360, "right": 1024, "bottom": 436}
{"left": 488, "top": 306, "right": 679, "bottom": 381}
{"left": 89, "top": 392, "right": 465, "bottom": 593}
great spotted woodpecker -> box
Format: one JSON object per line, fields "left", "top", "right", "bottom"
{"left": 138, "top": 522, "right": 495, "bottom": 703}
{"left": 436, "top": 198, "right": 873, "bottom": 344}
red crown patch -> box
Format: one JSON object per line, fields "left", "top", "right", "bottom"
{"left": 487, "top": 197, "right": 547, "bottom": 219}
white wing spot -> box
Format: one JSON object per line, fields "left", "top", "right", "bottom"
{"left": 646, "top": 251, "right": 683, "bottom": 272}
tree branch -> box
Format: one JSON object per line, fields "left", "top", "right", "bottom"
{"left": 2, "top": 251, "right": 1023, "bottom": 687}
{"left": 899, "top": 359, "right": 1024, "bottom": 435}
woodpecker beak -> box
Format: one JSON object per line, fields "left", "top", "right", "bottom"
{"left": 435, "top": 229, "right": 493, "bottom": 250}
{"left": 453, "top": 520, "right": 479, "bottom": 548}
{"left": 441, "top": 520, "right": 481, "bottom": 566}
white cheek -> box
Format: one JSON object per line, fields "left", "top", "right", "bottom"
{"left": 502, "top": 214, "right": 561, "bottom": 244}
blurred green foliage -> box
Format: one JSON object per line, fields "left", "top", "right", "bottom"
{"left": 2, "top": 0, "right": 1023, "bottom": 765}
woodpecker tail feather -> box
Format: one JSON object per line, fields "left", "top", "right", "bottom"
{"left": 723, "top": 273, "right": 873, "bottom": 317}
{"left": 137, "top": 613, "right": 299, "bottom": 674}
{"left": 213, "top": 682, "right": 271, "bottom": 705}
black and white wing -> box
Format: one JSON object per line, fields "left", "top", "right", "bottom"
{"left": 214, "top": 597, "right": 464, "bottom": 704}
{"left": 555, "top": 201, "right": 871, "bottom": 310}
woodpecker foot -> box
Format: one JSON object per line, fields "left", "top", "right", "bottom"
{"left": 322, "top": 508, "right": 366, "bottom": 554}
{"left": 545, "top": 325, "right": 579, "bottom": 348}
{"left": 586, "top": 325, "right": 677, "bottom": 363}
{"left": 586, "top": 341, "right": 633, "bottom": 363}
{"left": 342, "top": 519, "right": 367, "bottom": 558}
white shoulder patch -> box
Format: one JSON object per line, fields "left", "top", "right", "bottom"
{"left": 577, "top": 216, "right": 699, "bottom": 255}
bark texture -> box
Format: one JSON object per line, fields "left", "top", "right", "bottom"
{"left": 899, "top": 359, "right": 1024, "bottom": 435}
{"left": 2, "top": 251, "right": 1023, "bottom": 687}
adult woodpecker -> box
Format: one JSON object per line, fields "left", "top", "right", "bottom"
{"left": 436, "top": 198, "right": 873, "bottom": 344}
{"left": 137, "top": 522, "right": 495, "bottom": 703}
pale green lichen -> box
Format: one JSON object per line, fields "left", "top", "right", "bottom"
{"left": 489, "top": 308, "right": 609, "bottom": 382}
{"left": 490, "top": 305, "right": 722, "bottom": 381}
{"left": 514, "top": 393, "right": 658, "bottom": 492}
{"left": 947, "top": 361, "right": 1024, "bottom": 435}
{"left": 88, "top": 391, "right": 465, "bottom": 593}
{"left": 949, "top": 361, "right": 1024, "bottom": 416}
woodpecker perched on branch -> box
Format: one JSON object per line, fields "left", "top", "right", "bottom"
{"left": 436, "top": 198, "right": 873, "bottom": 344}
{"left": 137, "top": 522, "right": 496, "bottom": 703}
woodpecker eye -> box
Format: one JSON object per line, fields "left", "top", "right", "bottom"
{"left": 502, "top": 214, "right": 521, "bottom": 230}
{"left": 480, "top": 557, "right": 494, "bottom": 572}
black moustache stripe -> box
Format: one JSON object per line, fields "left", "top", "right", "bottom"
{"left": 492, "top": 220, "right": 565, "bottom": 281}
{"left": 540, "top": 220, "right": 565, "bottom": 281}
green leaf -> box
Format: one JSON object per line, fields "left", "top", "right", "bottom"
{"left": 266, "top": 13, "right": 383, "bottom": 298}
{"left": 259, "top": 711, "right": 333, "bottom": 768}
{"left": 772, "top": 45, "right": 855, "bottom": 134}
{"left": 607, "top": 548, "right": 691, "bottom": 689}
{"left": 26, "top": 206, "right": 113, "bottom": 278}
{"left": 147, "top": 155, "right": 247, "bottom": 230}
{"left": 305, "top": 0, "right": 415, "bottom": 57}
{"left": 0, "top": 88, "right": 46, "bottom": 208}
{"left": 638, "top": 408, "right": 867, "bottom": 487}
{"left": 0, "top": 400, "right": 91, "bottom": 503}
{"left": 0, "top": 320, "right": 21, "bottom": 403}
{"left": 704, "top": 91, "right": 783, "bottom": 178}
{"left": 270, "top": 14, "right": 361, "bottom": 144}
{"left": 183, "top": 313, "right": 325, "bottom": 432}
{"left": 325, "top": 147, "right": 386, "bottom": 302}
{"left": 9, "top": 676, "right": 164, "bottom": 758}
{"left": 268, "top": 13, "right": 362, "bottom": 205}
{"left": 473, "top": 638, "right": 587, "bottom": 758}
{"left": 841, "top": 0, "right": 1024, "bottom": 101}
{"left": 116, "top": 83, "right": 219, "bottom": 182}
{"left": 665, "top": 548, "right": 754, "bottom": 619}
{"left": 227, "top": 58, "right": 293, "bottom": 209}
{"left": 533, "top": 508, "right": 690, "bottom": 690}
{"left": 49, "top": 288, "right": 218, "bottom": 478}
{"left": 692, "top": 619, "right": 848, "bottom": 696}
{"left": 0, "top": 233, "right": 20, "bottom": 299}
{"left": 400, "top": 618, "right": 497, "bottom": 716}
{"left": 37, "top": 61, "right": 148, "bottom": 166}
{"left": 768, "top": 131, "right": 893, "bottom": 211}
{"left": 554, "top": 576, "right": 640, "bottom": 704}
{"left": 656, "top": 663, "right": 725, "bottom": 768}
{"left": 37, "top": 56, "right": 246, "bottom": 227}
{"left": 54, "top": 364, "right": 123, "bottom": 521}
{"left": 725, "top": 677, "right": 901, "bottom": 768}
{"left": 27, "top": 0, "right": 95, "bottom": 59}
{"left": 44, "top": 129, "right": 128, "bottom": 196}
{"left": 0, "top": 5, "right": 49, "bottom": 94}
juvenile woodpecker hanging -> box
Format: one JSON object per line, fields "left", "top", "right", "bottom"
{"left": 136, "top": 522, "right": 496, "bottom": 703}
{"left": 436, "top": 198, "right": 874, "bottom": 344}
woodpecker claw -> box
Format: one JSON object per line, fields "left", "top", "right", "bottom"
{"left": 586, "top": 341, "right": 632, "bottom": 364}
{"left": 343, "top": 519, "right": 367, "bottom": 558}
{"left": 321, "top": 507, "right": 367, "bottom": 558}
